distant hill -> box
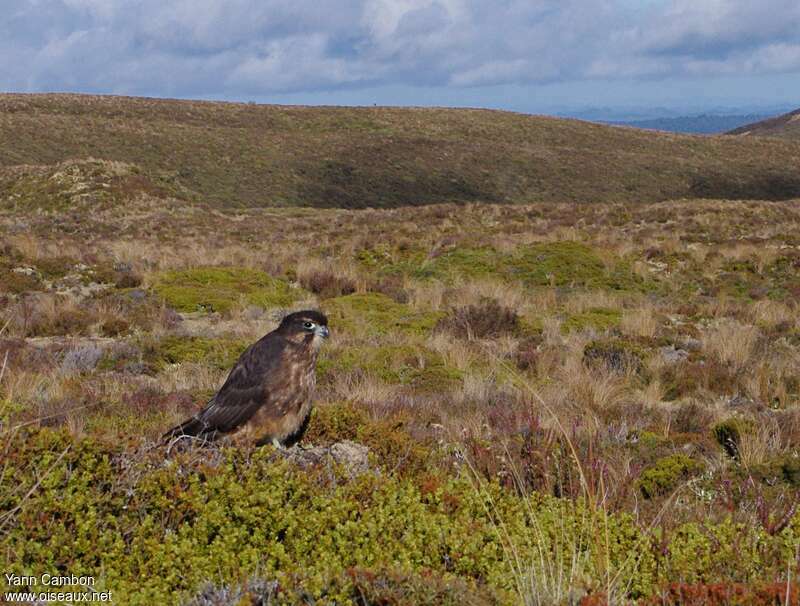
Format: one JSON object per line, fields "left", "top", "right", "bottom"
{"left": 727, "top": 108, "right": 800, "bottom": 139}
{"left": 2, "top": 93, "right": 800, "bottom": 208}
{"left": 612, "top": 114, "right": 772, "bottom": 134}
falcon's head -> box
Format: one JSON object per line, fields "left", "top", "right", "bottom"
{"left": 279, "top": 310, "right": 330, "bottom": 349}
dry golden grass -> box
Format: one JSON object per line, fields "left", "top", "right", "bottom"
{"left": 702, "top": 319, "right": 760, "bottom": 371}
{"left": 620, "top": 305, "right": 658, "bottom": 339}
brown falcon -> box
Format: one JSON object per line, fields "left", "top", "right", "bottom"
{"left": 163, "top": 310, "right": 329, "bottom": 447}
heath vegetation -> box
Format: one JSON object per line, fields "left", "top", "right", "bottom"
{"left": 1, "top": 96, "right": 800, "bottom": 605}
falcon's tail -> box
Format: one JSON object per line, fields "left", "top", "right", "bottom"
{"left": 161, "top": 417, "right": 212, "bottom": 443}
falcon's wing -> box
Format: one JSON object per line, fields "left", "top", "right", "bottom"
{"left": 163, "top": 334, "right": 287, "bottom": 439}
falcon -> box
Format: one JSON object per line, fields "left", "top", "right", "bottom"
{"left": 163, "top": 310, "right": 329, "bottom": 447}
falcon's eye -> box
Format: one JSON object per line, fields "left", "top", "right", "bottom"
{"left": 303, "top": 321, "right": 316, "bottom": 330}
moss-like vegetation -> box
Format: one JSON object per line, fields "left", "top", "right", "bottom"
{"left": 638, "top": 454, "right": 704, "bottom": 498}
{"left": 152, "top": 267, "right": 301, "bottom": 314}
{"left": 149, "top": 336, "right": 250, "bottom": 371}
{"left": 507, "top": 241, "right": 607, "bottom": 287}
{"left": 562, "top": 307, "right": 622, "bottom": 333}
{"left": 357, "top": 245, "right": 428, "bottom": 277}
{"left": 417, "top": 242, "right": 647, "bottom": 292}
{"left": 319, "top": 344, "right": 463, "bottom": 393}
{"left": 419, "top": 247, "right": 504, "bottom": 280}
{"left": 323, "top": 292, "right": 443, "bottom": 337}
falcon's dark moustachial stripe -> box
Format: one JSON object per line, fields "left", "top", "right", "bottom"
{"left": 163, "top": 310, "right": 329, "bottom": 447}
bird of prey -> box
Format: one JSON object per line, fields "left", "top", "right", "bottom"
{"left": 163, "top": 310, "right": 329, "bottom": 448}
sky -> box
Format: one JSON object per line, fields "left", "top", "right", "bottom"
{"left": 2, "top": 0, "right": 800, "bottom": 117}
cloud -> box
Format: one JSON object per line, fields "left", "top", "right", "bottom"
{"left": 1, "top": 0, "right": 799, "bottom": 97}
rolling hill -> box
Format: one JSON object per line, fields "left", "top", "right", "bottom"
{"left": 727, "top": 107, "right": 800, "bottom": 139}
{"left": 2, "top": 93, "right": 800, "bottom": 208}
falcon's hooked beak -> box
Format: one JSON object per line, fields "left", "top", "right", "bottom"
{"left": 315, "top": 325, "right": 330, "bottom": 339}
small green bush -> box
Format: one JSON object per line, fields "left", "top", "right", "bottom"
{"left": 638, "top": 454, "right": 704, "bottom": 498}
{"left": 419, "top": 247, "right": 504, "bottom": 281}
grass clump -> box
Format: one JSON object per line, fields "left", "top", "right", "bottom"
{"left": 324, "top": 292, "right": 443, "bottom": 337}
{"left": 584, "top": 338, "right": 647, "bottom": 372}
{"left": 713, "top": 418, "right": 755, "bottom": 460}
{"left": 0, "top": 267, "right": 42, "bottom": 293}
{"left": 638, "top": 454, "right": 704, "bottom": 499}
{"left": 152, "top": 267, "right": 300, "bottom": 314}
{"left": 436, "top": 299, "right": 521, "bottom": 339}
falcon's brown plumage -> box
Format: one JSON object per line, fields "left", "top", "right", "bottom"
{"left": 163, "top": 310, "right": 329, "bottom": 447}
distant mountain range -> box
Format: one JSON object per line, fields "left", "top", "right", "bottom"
{"left": 556, "top": 105, "right": 798, "bottom": 135}
{"left": 610, "top": 114, "right": 774, "bottom": 134}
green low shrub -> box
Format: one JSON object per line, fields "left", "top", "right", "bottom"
{"left": 1, "top": 428, "right": 660, "bottom": 605}
{"left": 638, "top": 453, "right": 704, "bottom": 499}
{"left": 318, "top": 343, "right": 463, "bottom": 393}
{"left": 152, "top": 267, "right": 300, "bottom": 313}
{"left": 323, "top": 292, "right": 443, "bottom": 337}
{"left": 150, "top": 336, "right": 250, "bottom": 371}
{"left": 562, "top": 307, "right": 622, "bottom": 333}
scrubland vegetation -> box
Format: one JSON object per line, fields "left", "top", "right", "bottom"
{"left": 2, "top": 98, "right": 800, "bottom": 604}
